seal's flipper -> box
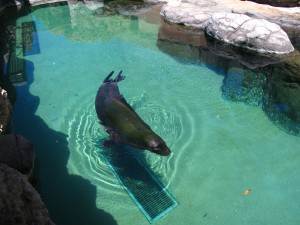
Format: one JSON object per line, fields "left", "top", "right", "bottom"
{"left": 103, "top": 70, "right": 125, "bottom": 84}
{"left": 103, "top": 71, "right": 114, "bottom": 83}
{"left": 102, "top": 129, "right": 119, "bottom": 148}
{"left": 103, "top": 139, "right": 115, "bottom": 148}
{"left": 114, "top": 70, "right": 126, "bottom": 82}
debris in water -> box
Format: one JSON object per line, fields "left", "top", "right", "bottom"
{"left": 243, "top": 189, "right": 251, "bottom": 196}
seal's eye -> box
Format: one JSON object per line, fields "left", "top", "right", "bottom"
{"left": 149, "top": 141, "right": 170, "bottom": 156}
{"left": 153, "top": 146, "right": 160, "bottom": 152}
{"left": 152, "top": 143, "right": 165, "bottom": 152}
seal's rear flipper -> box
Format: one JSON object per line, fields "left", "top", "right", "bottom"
{"left": 114, "top": 70, "right": 125, "bottom": 82}
{"left": 103, "top": 71, "right": 114, "bottom": 83}
{"left": 103, "top": 70, "right": 125, "bottom": 84}
{"left": 103, "top": 139, "right": 115, "bottom": 148}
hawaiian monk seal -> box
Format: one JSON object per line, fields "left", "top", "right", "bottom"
{"left": 95, "top": 71, "right": 171, "bottom": 156}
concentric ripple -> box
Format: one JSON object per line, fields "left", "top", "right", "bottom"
{"left": 129, "top": 93, "right": 197, "bottom": 187}
{"left": 65, "top": 92, "right": 193, "bottom": 193}
{"left": 66, "top": 94, "right": 120, "bottom": 192}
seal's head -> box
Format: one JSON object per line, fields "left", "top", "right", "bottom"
{"left": 148, "top": 138, "right": 171, "bottom": 156}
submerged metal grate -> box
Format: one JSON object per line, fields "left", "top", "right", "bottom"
{"left": 7, "top": 50, "right": 26, "bottom": 86}
{"left": 22, "top": 21, "right": 40, "bottom": 56}
{"left": 102, "top": 149, "right": 178, "bottom": 223}
{"left": 6, "top": 20, "right": 39, "bottom": 86}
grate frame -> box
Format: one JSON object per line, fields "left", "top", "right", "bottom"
{"left": 102, "top": 150, "right": 178, "bottom": 223}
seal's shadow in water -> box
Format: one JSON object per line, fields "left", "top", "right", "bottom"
{"left": 13, "top": 59, "right": 118, "bottom": 225}
{"left": 97, "top": 139, "right": 166, "bottom": 182}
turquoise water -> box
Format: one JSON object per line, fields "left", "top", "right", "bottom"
{"left": 9, "top": 3, "right": 300, "bottom": 225}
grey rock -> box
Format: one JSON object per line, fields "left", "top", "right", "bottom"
{"left": 160, "top": 0, "right": 299, "bottom": 54}
{"left": 157, "top": 20, "right": 286, "bottom": 69}
{"left": 159, "top": 0, "right": 300, "bottom": 32}
{"left": 231, "top": 4, "right": 300, "bottom": 36}
{"left": 0, "top": 164, "right": 55, "bottom": 225}
{"left": 160, "top": 2, "right": 221, "bottom": 29}
{"left": 83, "top": 0, "right": 103, "bottom": 11}
{"left": 205, "top": 36, "right": 286, "bottom": 69}
{"left": 26, "top": 0, "right": 65, "bottom": 6}
{"left": 205, "top": 13, "right": 295, "bottom": 54}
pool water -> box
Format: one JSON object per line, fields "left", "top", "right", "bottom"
{"left": 5, "top": 3, "right": 300, "bottom": 225}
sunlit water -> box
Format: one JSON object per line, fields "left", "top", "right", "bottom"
{"left": 8, "top": 3, "right": 300, "bottom": 225}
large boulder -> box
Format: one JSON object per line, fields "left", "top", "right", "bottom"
{"left": 160, "top": 0, "right": 300, "bottom": 52}
{"left": 160, "top": 1, "right": 220, "bottom": 29}
{"left": 205, "top": 13, "right": 295, "bottom": 54}
{"left": 0, "top": 164, "right": 55, "bottom": 225}
{"left": 0, "top": 134, "right": 34, "bottom": 175}
{"left": 83, "top": 0, "right": 104, "bottom": 11}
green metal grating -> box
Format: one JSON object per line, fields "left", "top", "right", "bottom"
{"left": 22, "top": 21, "right": 40, "bottom": 56}
{"left": 102, "top": 149, "right": 178, "bottom": 223}
{"left": 6, "top": 21, "right": 40, "bottom": 86}
{"left": 7, "top": 50, "right": 26, "bottom": 86}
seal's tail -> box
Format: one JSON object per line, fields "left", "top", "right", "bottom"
{"left": 103, "top": 70, "right": 125, "bottom": 83}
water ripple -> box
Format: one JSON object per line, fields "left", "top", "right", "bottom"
{"left": 66, "top": 96, "right": 121, "bottom": 193}
{"left": 65, "top": 93, "right": 194, "bottom": 193}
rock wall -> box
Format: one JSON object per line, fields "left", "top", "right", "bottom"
{"left": 262, "top": 52, "right": 300, "bottom": 135}
{"left": 0, "top": 134, "right": 35, "bottom": 175}
{"left": 160, "top": 0, "right": 300, "bottom": 54}
{"left": 205, "top": 13, "right": 294, "bottom": 54}
{"left": 0, "top": 4, "right": 55, "bottom": 224}
{"left": 0, "top": 164, "right": 55, "bottom": 225}
{"left": 0, "top": 87, "right": 12, "bottom": 133}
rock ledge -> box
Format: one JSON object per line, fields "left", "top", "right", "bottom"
{"left": 205, "top": 13, "right": 294, "bottom": 54}
{"left": 160, "top": 0, "right": 298, "bottom": 54}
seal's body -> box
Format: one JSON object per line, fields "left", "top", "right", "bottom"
{"left": 95, "top": 71, "right": 171, "bottom": 156}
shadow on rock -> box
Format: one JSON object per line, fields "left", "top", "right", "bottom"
{"left": 157, "top": 21, "right": 232, "bottom": 76}
{"left": 13, "top": 59, "right": 118, "bottom": 225}
{"left": 205, "top": 35, "right": 287, "bottom": 69}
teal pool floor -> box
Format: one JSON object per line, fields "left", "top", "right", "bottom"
{"left": 8, "top": 3, "right": 300, "bottom": 225}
